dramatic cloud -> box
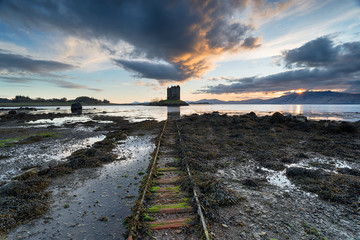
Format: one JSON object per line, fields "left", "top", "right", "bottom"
{"left": 198, "top": 36, "right": 360, "bottom": 94}
{"left": 0, "top": 0, "right": 280, "bottom": 82}
{"left": 0, "top": 51, "right": 74, "bottom": 74}
{"left": 0, "top": 76, "right": 103, "bottom": 92}
{"left": 241, "top": 37, "right": 262, "bottom": 49}
{"left": 282, "top": 36, "right": 360, "bottom": 75}
{"left": 282, "top": 37, "right": 339, "bottom": 68}
{"left": 0, "top": 51, "right": 102, "bottom": 91}
{"left": 114, "top": 60, "right": 187, "bottom": 82}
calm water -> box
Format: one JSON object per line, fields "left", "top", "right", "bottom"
{"left": 1, "top": 104, "right": 360, "bottom": 122}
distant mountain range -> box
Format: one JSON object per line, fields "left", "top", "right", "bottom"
{"left": 189, "top": 91, "right": 360, "bottom": 104}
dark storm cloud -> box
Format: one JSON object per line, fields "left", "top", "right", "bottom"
{"left": 114, "top": 60, "right": 186, "bottom": 82}
{"left": 0, "top": 0, "right": 268, "bottom": 81}
{"left": 198, "top": 36, "right": 360, "bottom": 94}
{"left": 283, "top": 37, "right": 339, "bottom": 68}
{"left": 0, "top": 51, "right": 75, "bottom": 74}
{"left": 0, "top": 49, "right": 107, "bottom": 92}
{"left": 0, "top": 50, "right": 103, "bottom": 91}
{"left": 0, "top": 76, "right": 103, "bottom": 92}
{"left": 241, "top": 37, "right": 262, "bottom": 49}
{"left": 200, "top": 68, "right": 342, "bottom": 94}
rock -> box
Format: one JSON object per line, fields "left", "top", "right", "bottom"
{"left": 242, "top": 178, "right": 259, "bottom": 187}
{"left": 99, "top": 216, "right": 109, "bottom": 221}
{"left": 12, "top": 168, "right": 38, "bottom": 180}
{"left": 247, "top": 112, "right": 257, "bottom": 119}
{"left": 270, "top": 112, "right": 285, "bottom": 124}
{"left": 286, "top": 167, "right": 322, "bottom": 178}
{"left": 280, "top": 157, "right": 295, "bottom": 163}
{"left": 337, "top": 167, "right": 360, "bottom": 177}
{"left": 339, "top": 122, "right": 357, "bottom": 133}
{"left": 230, "top": 133, "right": 242, "bottom": 138}
{"left": 293, "top": 115, "right": 307, "bottom": 122}
{"left": 252, "top": 232, "right": 261, "bottom": 240}
{"left": 71, "top": 102, "right": 82, "bottom": 114}
{"left": 8, "top": 110, "right": 17, "bottom": 115}
{"left": 0, "top": 180, "right": 18, "bottom": 192}
{"left": 39, "top": 160, "right": 59, "bottom": 175}
{"left": 43, "top": 160, "right": 59, "bottom": 169}
{"left": 222, "top": 224, "right": 229, "bottom": 228}
{"left": 120, "top": 133, "right": 127, "bottom": 140}
{"left": 262, "top": 161, "right": 285, "bottom": 171}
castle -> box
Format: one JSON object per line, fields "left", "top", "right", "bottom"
{"left": 167, "top": 85, "right": 180, "bottom": 101}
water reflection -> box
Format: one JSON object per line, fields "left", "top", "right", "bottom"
{"left": 167, "top": 106, "right": 180, "bottom": 120}
{"left": 288, "top": 105, "right": 303, "bottom": 115}
{"left": 1, "top": 104, "right": 360, "bottom": 122}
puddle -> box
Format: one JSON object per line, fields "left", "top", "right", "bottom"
{"left": 0, "top": 132, "right": 105, "bottom": 182}
{"left": 97, "top": 120, "right": 113, "bottom": 124}
{"left": 26, "top": 117, "right": 113, "bottom": 127}
{"left": 27, "top": 116, "right": 93, "bottom": 126}
{"left": 263, "top": 157, "right": 358, "bottom": 196}
{"left": 262, "top": 168, "right": 296, "bottom": 190}
{"left": 263, "top": 167, "right": 317, "bottom": 198}
{"left": 287, "top": 157, "right": 355, "bottom": 173}
{"left": 7, "top": 135, "right": 155, "bottom": 240}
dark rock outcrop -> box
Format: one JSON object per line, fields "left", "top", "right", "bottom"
{"left": 71, "top": 102, "right": 82, "bottom": 114}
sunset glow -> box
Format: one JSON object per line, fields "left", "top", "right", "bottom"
{"left": 0, "top": 1, "right": 359, "bottom": 103}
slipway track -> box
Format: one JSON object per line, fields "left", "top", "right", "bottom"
{"left": 127, "top": 120, "right": 210, "bottom": 240}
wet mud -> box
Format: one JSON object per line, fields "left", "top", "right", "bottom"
{"left": 6, "top": 135, "right": 156, "bottom": 240}
{"left": 0, "top": 111, "right": 161, "bottom": 238}
{"left": 178, "top": 112, "right": 360, "bottom": 240}
{"left": 2, "top": 110, "right": 360, "bottom": 239}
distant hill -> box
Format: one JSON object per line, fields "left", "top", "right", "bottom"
{"left": 189, "top": 91, "right": 360, "bottom": 104}
{"left": 0, "top": 98, "right": 11, "bottom": 103}
{"left": 188, "top": 99, "right": 227, "bottom": 104}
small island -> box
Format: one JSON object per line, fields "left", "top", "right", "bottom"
{"left": 149, "top": 85, "right": 189, "bottom": 106}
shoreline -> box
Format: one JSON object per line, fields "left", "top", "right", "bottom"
{"left": 1, "top": 111, "right": 359, "bottom": 239}
{"left": 176, "top": 112, "right": 360, "bottom": 239}
{"left": 0, "top": 103, "right": 128, "bottom": 108}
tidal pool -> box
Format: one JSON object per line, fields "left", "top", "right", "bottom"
{"left": 7, "top": 135, "right": 155, "bottom": 240}
{"left": 0, "top": 127, "right": 105, "bottom": 182}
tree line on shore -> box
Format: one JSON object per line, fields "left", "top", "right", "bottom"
{"left": 0, "top": 96, "right": 110, "bottom": 104}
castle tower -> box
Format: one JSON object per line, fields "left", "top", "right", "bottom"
{"left": 167, "top": 85, "right": 180, "bottom": 100}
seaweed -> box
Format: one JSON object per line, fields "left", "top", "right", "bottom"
{"left": 0, "top": 176, "right": 50, "bottom": 235}
{"left": 287, "top": 167, "right": 360, "bottom": 210}
{"left": 0, "top": 132, "right": 59, "bottom": 148}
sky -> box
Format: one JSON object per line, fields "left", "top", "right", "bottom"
{"left": 0, "top": 0, "right": 359, "bottom": 103}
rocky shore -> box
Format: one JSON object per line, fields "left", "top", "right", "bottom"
{"left": 177, "top": 112, "right": 360, "bottom": 239}
{"left": 0, "top": 111, "right": 162, "bottom": 237}
{"left": 1, "top": 110, "right": 359, "bottom": 239}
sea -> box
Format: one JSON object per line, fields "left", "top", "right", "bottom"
{"left": 2, "top": 104, "right": 359, "bottom": 122}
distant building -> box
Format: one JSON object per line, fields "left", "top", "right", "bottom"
{"left": 167, "top": 85, "right": 180, "bottom": 100}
